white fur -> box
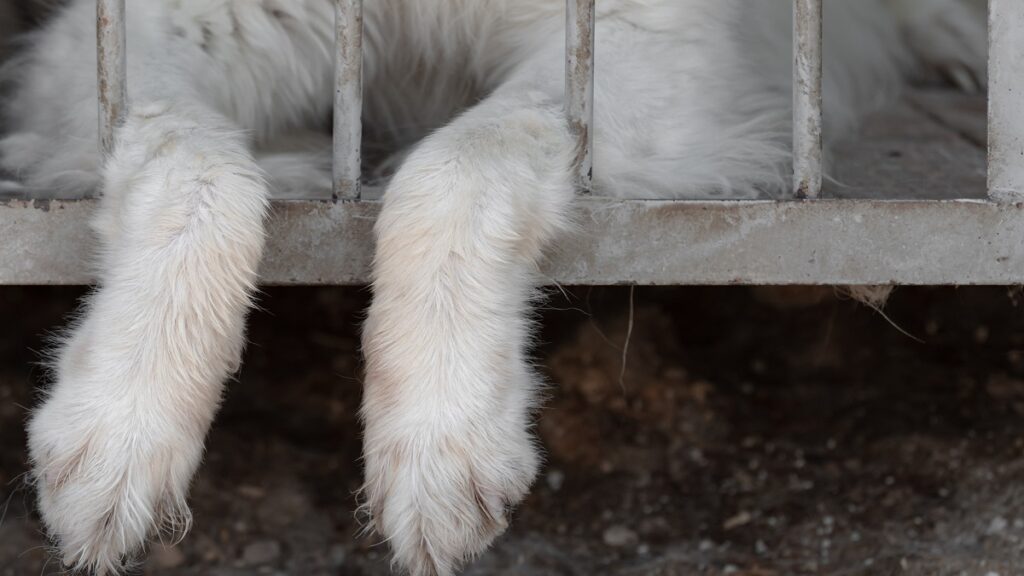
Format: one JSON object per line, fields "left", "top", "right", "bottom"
{"left": 0, "top": 1, "right": 986, "bottom": 574}
{"left": 29, "top": 100, "right": 268, "bottom": 574}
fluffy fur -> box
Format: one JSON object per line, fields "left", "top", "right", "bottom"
{"left": 0, "top": 1, "right": 986, "bottom": 574}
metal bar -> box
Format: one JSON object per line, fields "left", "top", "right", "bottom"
{"left": 566, "top": 0, "right": 595, "bottom": 193}
{"left": 7, "top": 198, "right": 1024, "bottom": 286}
{"left": 988, "top": 0, "right": 1024, "bottom": 202}
{"left": 793, "top": 0, "right": 823, "bottom": 199}
{"left": 332, "top": 0, "right": 363, "bottom": 201}
{"left": 96, "top": 0, "right": 127, "bottom": 158}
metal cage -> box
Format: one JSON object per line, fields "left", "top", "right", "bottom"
{"left": 1, "top": 0, "right": 1020, "bottom": 286}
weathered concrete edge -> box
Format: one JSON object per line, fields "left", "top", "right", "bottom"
{"left": 2, "top": 197, "right": 1023, "bottom": 286}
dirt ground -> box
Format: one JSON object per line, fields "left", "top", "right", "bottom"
{"left": 2, "top": 285, "right": 1024, "bottom": 576}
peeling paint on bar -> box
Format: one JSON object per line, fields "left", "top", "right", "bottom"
{"left": 333, "top": 0, "right": 363, "bottom": 201}
{"left": 793, "top": 0, "right": 823, "bottom": 199}
{"left": 96, "top": 0, "right": 127, "bottom": 160}
{"left": 566, "top": 0, "right": 595, "bottom": 193}
{"left": 988, "top": 0, "right": 1024, "bottom": 202}
{"left": 5, "top": 198, "right": 1024, "bottom": 286}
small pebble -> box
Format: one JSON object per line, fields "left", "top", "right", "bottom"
{"left": 242, "top": 540, "right": 282, "bottom": 565}
{"left": 988, "top": 517, "right": 1009, "bottom": 534}
{"left": 546, "top": 469, "right": 565, "bottom": 491}
{"left": 238, "top": 484, "right": 267, "bottom": 499}
{"left": 328, "top": 543, "right": 347, "bottom": 568}
{"left": 723, "top": 511, "right": 752, "bottom": 531}
{"left": 602, "top": 525, "right": 638, "bottom": 547}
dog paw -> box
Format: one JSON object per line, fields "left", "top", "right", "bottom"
{"left": 28, "top": 381, "right": 205, "bottom": 574}
{"left": 361, "top": 401, "right": 540, "bottom": 576}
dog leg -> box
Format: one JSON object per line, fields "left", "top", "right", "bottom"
{"left": 361, "top": 86, "right": 576, "bottom": 576}
{"left": 27, "top": 100, "right": 268, "bottom": 574}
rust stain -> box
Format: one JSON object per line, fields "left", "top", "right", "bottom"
{"left": 566, "top": 0, "right": 595, "bottom": 193}
{"left": 796, "top": 180, "right": 813, "bottom": 200}
{"left": 96, "top": 0, "right": 127, "bottom": 154}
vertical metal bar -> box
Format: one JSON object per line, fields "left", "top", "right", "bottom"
{"left": 566, "top": 0, "right": 595, "bottom": 193}
{"left": 333, "top": 0, "right": 363, "bottom": 201}
{"left": 793, "top": 0, "right": 823, "bottom": 199}
{"left": 96, "top": 0, "right": 127, "bottom": 158}
{"left": 988, "top": 0, "right": 1024, "bottom": 202}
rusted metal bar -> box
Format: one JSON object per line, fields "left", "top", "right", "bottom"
{"left": 793, "top": 0, "right": 823, "bottom": 199}
{"left": 332, "top": 0, "right": 363, "bottom": 201}
{"left": 96, "top": 0, "right": 127, "bottom": 159}
{"left": 988, "top": 0, "right": 1024, "bottom": 202}
{"left": 566, "top": 0, "right": 595, "bottom": 193}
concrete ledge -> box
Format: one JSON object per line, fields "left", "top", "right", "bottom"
{"left": 2, "top": 197, "right": 1022, "bottom": 285}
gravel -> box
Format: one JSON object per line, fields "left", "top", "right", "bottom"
{"left": 2, "top": 285, "right": 1024, "bottom": 575}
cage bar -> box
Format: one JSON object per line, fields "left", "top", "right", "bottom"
{"left": 96, "top": 0, "right": 127, "bottom": 159}
{"left": 333, "top": 0, "right": 363, "bottom": 201}
{"left": 988, "top": 0, "right": 1024, "bottom": 202}
{"left": 793, "top": 0, "right": 823, "bottom": 199}
{"left": 6, "top": 197, "right": 1024, "bottom": 286}
{"left": 566, "top": 0, "right": 595, "bottom": 193}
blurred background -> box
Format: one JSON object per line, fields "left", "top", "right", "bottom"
{"left": 2, "top": 285, "right": 1024, "bottom": 575}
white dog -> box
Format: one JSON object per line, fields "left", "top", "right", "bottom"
{"left": 0, "top": 1, "right": 986, "bottom": 574}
